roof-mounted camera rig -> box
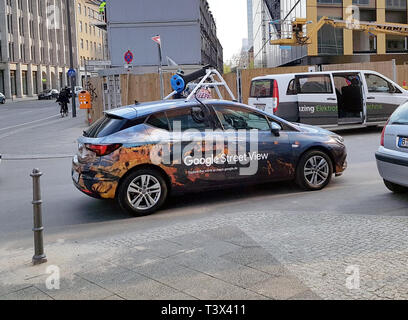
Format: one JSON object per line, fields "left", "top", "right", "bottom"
{"left": 165, "top": 65, "right": 236, "bottom": 102}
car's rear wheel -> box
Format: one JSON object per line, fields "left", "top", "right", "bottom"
{"left": 383, "top": 179, "right": 408, "bottom": 193}
{"left": 296, "top": 150, "right": 333, "bottom": 191}
{"left": 117, "top": 168, "right": 168, "bottom": 216}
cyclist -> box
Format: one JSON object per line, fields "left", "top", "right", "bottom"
{"left": 56, "top": 87, "right": 70, "bottom": 117}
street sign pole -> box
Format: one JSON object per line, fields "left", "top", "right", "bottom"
{"left": 152, "top": 36, "right": 164, "bottom": 100}
{"left": 66, "top": 0, "right": 76, "bottom": 118}
{"left": 158, "top": 44, "right": 164, "bottom": 100}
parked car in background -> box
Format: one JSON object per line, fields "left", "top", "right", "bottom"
{"left": 376, "top": 101, "right": 408, "bottom": 193}
{"left": 38, "top": 89, "right": 59, "bottom": 100}
{"left": 0, "top": 92, "right": 5, "bottom": 104}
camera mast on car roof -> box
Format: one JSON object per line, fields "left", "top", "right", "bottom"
{"left": 164, "top": 65, "right": 237, "bottom": 102}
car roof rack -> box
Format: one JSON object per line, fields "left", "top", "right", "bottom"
{"left": 164, "top": 66, "right": 237, "bottom": 102}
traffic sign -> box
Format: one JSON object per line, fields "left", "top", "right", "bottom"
{"left": 124, "top": 50, "right": 133, "bottom": 64}
{"left": 67, "top": 68, "right": 76, "bottom": 77}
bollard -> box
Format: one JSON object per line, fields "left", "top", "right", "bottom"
{"left": 31, "top": 168, "right": 47, "bottom": 265}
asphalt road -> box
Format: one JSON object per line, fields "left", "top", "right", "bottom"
{"left": 1, "top": 99, "right": 407, "bottom": 244}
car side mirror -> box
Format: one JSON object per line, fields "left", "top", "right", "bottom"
{"left": 270, "top": 122, "right": 282, "bottom": 136}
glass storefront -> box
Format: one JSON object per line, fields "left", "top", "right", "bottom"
{"left": 22, "top": 70, "right": 28, "bottom": 95}
{"left": 10, "top": 70, "right": 16, "bottom": 96}
{"left": 33, "top": 71, "right": 38, "bottom": 94}
{"left": 0, "top": 70, "right": 4, "bottom": 94}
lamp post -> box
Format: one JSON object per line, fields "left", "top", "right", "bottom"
{"left": 65, "top": 0, "right": 77, "bottom": 117}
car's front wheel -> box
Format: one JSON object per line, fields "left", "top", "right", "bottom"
{"left": 117, "top": 168, "right": 168, "bottom": 216}
{"left": 296, "top": 150, "right": 333, "bottom": 191}
{"left": 383, "top": 179, "right": 408, "bottom": 193}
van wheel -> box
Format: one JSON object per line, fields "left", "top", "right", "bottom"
{"left": 117, "top": 168, "right": 168, "bottom": 216}
{"left": 383, "top": 180, "right": 408, "bottom": 193}
{"left": 296, "top": 150, "right": 333, "bottom": 191}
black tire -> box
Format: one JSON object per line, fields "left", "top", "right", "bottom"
{"left": 117, "top": 168, "right": 168, "bottom": 217}
{"left": 295, "top": 150, "right": 333, "bottom": 191}
{"left": 383, "top": 180, "right": 408, "bottom": 193}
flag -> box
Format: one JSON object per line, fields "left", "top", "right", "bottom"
{"left": 152, "top": 35, "right": 161, "bottom": 46}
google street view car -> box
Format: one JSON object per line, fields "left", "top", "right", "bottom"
{"left": 72, "top": 67, "right": 347, "bottom": 216}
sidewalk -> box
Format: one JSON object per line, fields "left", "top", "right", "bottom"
{"left": 4, "top": 96, "right": 38, "bottom": 104}
{"left": 0, "top": 224, "right": 318, "bottom": 300}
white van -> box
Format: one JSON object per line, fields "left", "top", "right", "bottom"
{"left": 248, "top": 70, "right": 408, "bottom": 128}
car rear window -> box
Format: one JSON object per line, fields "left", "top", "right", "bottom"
{"left": 389, "top": 102, "right": 408, "bottom": 125}
{"left": 83, "top": 115, "right": 146, "bottom": 138}
{"left": 250, "top": 80, "right": 273, "bottom": 98}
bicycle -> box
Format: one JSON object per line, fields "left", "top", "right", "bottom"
{"left": 59, "top": 102, "right": 69, "bottom": 118}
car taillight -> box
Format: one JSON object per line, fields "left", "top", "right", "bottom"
{"left": 380, "top": 120, "right": 389, "bottom": 146}
{"left": 272, "top": 79, "right": 279, "bottom": 114}
{"left": 85, "top": 143, "right": 122, "bottom": 156}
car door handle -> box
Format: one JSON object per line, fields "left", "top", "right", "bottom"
{"left": 367, "top": 96, "right": 375, "bottom": 100}
{"left": 327, "top": 97, "right": 336, "bottom": 101}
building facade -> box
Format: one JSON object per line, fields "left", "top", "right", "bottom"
{"left": 251, "top": 0, "right": 408, "bottom": 68}
{"left": 0, "top": 0, "right": 79, "bottom": 98}
{"left": 106, "top": 0, "right": 223, "bottom": 72}
{"left": 75, "top": 0, "right": 108, "bottom": 85}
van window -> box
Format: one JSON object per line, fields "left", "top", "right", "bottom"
{"left": 250, "top": 80, "right": 273, "bottom": 98}
{"left": 365, "top": 74, "right": 394, "bottom": 93}
{"left": 296, "top": 75, "right": 333, "bottom": 94}
{"left": 287, "top": 79, "right": 296, "bottom": 95}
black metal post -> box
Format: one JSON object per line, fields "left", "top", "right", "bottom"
{"left": 31, "top": 169, "right": 47, "bottom": 265}
{"left": 66, "top": 0, "right": 77, "bottom": 117}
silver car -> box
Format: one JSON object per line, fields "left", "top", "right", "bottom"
{"left": 376, "top": 102, "right": 408, "bottom": 193}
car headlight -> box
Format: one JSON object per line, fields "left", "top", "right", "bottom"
{"left": 331, "top": 135, "right": 344, "bottom": 145}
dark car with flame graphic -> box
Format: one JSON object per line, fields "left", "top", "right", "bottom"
{"left": 72, "top": 99, "right": 347, "bottom": 216}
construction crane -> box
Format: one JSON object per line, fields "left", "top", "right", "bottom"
{"left": 270, "top": 16, "right": 408, "bottom": 46}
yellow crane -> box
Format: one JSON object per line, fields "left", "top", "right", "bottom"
{"left": 270, "top": 16, "right": 408, "bottom": 46}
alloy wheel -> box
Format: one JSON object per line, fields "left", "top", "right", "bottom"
{"left": 304, "top": 156, "right": 329, "bottom": 187}
{"left": 127, "top": 174, "right": 162, "bottom": 210}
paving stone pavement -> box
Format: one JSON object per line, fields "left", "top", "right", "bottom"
{"left": 1, "top": 209, "right": 408, "bottom": 300}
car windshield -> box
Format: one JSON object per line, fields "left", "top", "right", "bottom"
{"left": 389, "top": 102, "right": 408, "bottom": 125}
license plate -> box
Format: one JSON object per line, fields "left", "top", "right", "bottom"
{"left": 398, "top": 137, "right": 408, "bottom": 148}
{"left": 72, "top": 171, "right": 80, "bottom": 183}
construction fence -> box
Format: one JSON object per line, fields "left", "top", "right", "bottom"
{"left": 87, "top": 59, "right": 408, "bottom": 124}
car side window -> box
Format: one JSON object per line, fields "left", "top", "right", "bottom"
{"left": 213, "top": 105, "right": 271, "bottom": 131}
{"left": 146, "top": 112, "right": 169, "bottom": 131}
{"left": 166, "top": 107, "right": 210, "bottom": 131}
{"left": 365, "top": 74, "right": 397, "bottom": 93}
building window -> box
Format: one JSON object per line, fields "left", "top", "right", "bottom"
{"left": 78, "top": 3, "right": 81, "bottom": 14}
{"left": 318, "top": 0, "right": 342, "bottom": 3}
{"left": 33, "top": 71, "right": 38, "bottom": 94}
{"left": 81, "top": 39, "right": 84, "bottom": 49}
{"left": 22, "top": 71, "right": 28, "bottom": 95}
{"left": 9, "top": 42, "right": 14, "bottom": 61}
{"left": 318, "top": 16, "right": 343, "bottom": 55}
{"left": 85, "top": 23, "right": 87, "bottom": 33}
{"left": 0, "top": 70, "right": 4, "bottom": 94}
{"left": 79, "top": 21, "right": 82, "bottom": 32}
{"left": 10, "top": 70, "right": 16, "bottom": 96}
